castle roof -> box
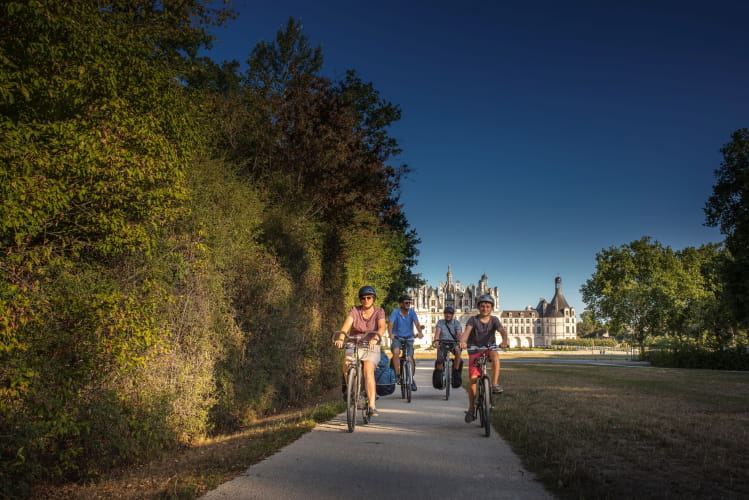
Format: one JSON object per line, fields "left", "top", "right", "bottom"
{"left": 545, "top": 277, "right": 571, "bottom": 317}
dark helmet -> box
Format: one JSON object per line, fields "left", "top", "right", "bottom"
{"left": 443, "top": 306, "right": 455, "bottom": 314}
{"left": 477, "top": 294, "right": 494, "bottom": 306}
{"left": 399, "top": 294, "right": 412, "bottom": 303}
{"left": 358, "top": 285, "right": 377, "bottom": 298}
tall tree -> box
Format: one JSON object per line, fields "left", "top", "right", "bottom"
{"left": 245, "top": 17, "right": 323, "bottom": 95}
{"left": 582, "top": 238, "right": 727, "bottom": 355}
{"left": 581, "top": 238, "right": 681, "bottom": 355}
{"left": 704, "top": 128, "right": 749, "bottom": 325}
{"left": 0, "top": 1, "right": 232, "bottom": 489}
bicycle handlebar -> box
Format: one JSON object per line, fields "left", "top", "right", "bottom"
{"left": 332, "top": 330, "right": 382, "bottom": 347}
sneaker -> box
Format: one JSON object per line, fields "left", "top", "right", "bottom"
{"left": 492, "top": 384, "right": 504, "bottom": 394}
{"left": 411, "top": 382, "right": 417, "bottom": 392}
{"left": 367, "top": 407, "right": 378, "bottom": 417}
{"left": 464, "top": 410, "right": 475, "bottom": 423}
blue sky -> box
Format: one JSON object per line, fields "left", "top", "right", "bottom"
{"left": 204, "top": 1, "right": 748, "bottom": 313}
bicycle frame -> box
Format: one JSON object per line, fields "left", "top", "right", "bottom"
{"left": 394, "top": 336, "right": 413, "bottom": 403}
{"left": 436, "top": 340, "right": 458, "bottom": 400}
{"left": 336, "top": 331, "right": 380, "bottom": 432}
{"left": 470, "top": 346, "right": 495, "bottom": 437}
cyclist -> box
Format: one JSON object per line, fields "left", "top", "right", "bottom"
{"left": 334, "top": 285, "right": 387, "bottom": 417}
{"left": 388, "top": 294, "right": 425, "bottom": 391}
{"left": 458, "top": 294, "right": 508, "bottom": 423}
{"left": 432, "top": 305, "right": 463, "bottom": 387}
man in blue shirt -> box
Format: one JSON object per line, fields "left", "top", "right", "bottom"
{"left": 388, "top": 294, "right": 425, "bottom": 391}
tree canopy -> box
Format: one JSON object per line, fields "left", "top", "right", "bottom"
{"left": 704, "top": 128, "right": 749, "bottom": 325}
{"left": 1, "top": 6, "right": 421, "bottom": 494}
{"left": 581, "top": 238, "right": 725, "bottom": 354}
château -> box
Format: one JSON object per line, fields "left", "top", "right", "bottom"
{"left": 409, "top": 266, "right": 577, "bottom": 347}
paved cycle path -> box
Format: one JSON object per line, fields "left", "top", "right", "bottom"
{"left": 202, "top": 361, "right": 553, "bottom": 500}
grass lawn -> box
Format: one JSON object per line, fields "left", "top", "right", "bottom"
{"left": 34, "top": 353, "right": 748, "bottom": 499}
{"left": 493, "top": 362, "right": 749, "bottom": 499}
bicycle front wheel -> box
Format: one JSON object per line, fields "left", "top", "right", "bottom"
{"left": 444, "top": 358, "right": 452, "bottom": 400}
{"left": 400, "top": 358, "right": 407, "bottom": 399}
{"left": 481, "top": 376, "right": 492, "bottom": 437}
{"left": 404, "top": 362, "right": 412, "bottom": 403}
{"left": 346, "top": 367, "right": 358, "bottom": 433}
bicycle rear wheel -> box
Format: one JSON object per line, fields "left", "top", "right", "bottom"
{"left": 346, "top": 367, "right": 357, "bottom": 433}
{"left": 481, "top": 376, "right": 492, "bottom": 437}
{"left": 444, "top": 358, "right": 452, "bottom": 400}
{"left": 404, "top": 362, "right": 412, "bottom": 403}
{"left": 361, "top": 365, "right": 369, "bottom": 425}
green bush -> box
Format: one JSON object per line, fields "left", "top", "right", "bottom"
{"left": 551, "top": 338, "right": 618, "bottom": 348}
{"left": 647, "top": 343, "right": 749, "bottom": 370}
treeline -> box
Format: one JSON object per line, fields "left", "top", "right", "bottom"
{"left": 581, "top": 148, "right": 749, "bottom": 371}
{"left": 0, "top": 3, "right": 420, "bottom": 495}
{"left": 551, "top": 338, "right": 618, "bottom": 348}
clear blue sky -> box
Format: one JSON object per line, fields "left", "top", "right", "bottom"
{"left": 204, "top": 1, "right": 748, "bottom": 314}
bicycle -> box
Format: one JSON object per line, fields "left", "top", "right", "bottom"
{"left": 394, "top": 336, "right": 413, "bottom": 403}
{"left": 435, "top": 340, "right": 459, "bottom": 401}
{"left": 468, "top": 345, "right": 497, "bottom": 437}
{"left": 334, "top": 331, "right": 380, "bottom": 432}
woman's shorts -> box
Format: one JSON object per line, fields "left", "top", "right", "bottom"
{"left": 345, "top": 344, "right": 381, "bottom": 365}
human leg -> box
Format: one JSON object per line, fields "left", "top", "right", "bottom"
{"left": 435, "top": 346, "right": 446, "bottom": 370}
{"left": 465, "top": 350, "right": 483, "bottom": 415}
{"left": 465, "top": 375, "right": 478, "bottom": 422}
{"left": 490, "top": 349, "right": 503, "bottom": 393}
{"left": 490, "top": 349, "right": 500, "bottom": 384}
{"left": 363, "top": 359, "right": 377, "bottom": 410}
{"left": 391, "top": 347, "right": 401, "bottom": 376}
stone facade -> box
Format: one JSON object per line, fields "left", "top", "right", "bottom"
{"left": 409, "top": 267, "right": 576, "bottom": 348}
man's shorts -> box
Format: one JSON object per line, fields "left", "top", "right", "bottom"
{"left": 390, "top": 337, "right": 414, "bottom": 357}
{"left": 436, "top": 341, "right": 460, "bottom": 363}
{"left": 468, "top": 346, "right": 498, "bottom": 378}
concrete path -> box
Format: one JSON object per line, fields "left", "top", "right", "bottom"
{"left": 202, "top": 361, "right": 553, "bottom": 500}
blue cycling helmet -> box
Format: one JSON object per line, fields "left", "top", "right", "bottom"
{"left": 477, "top": 294, "right": 494, "bottom": 306}
{"left": 399, "top": 294, "right": 412, "bottom": 303}
{"left": 358, "top": 285, "right": 377, "bottom": 298}
{"left": 444, "top": 306, "right": 455, "bottom": 314}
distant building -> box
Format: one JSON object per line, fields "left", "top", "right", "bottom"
{"left": 409, "top": 267, "right": 576, "bottom": 347}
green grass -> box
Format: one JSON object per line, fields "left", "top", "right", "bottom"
{"left": 36, "top": 360, "right": 749, "bottom": 500}
{"left": 492, "top": 363, "right": 749, "bottom": 499}
{"left": 33, "top": 399, "right": 345, "bottom": 499}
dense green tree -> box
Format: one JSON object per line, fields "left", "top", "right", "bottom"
{"left": 582, "top": 238, "right": 684, "bottom": 355}
{"left": 582, "top": 238, "right": 729, "bottom": 355}
{"left": 0, "top": 7, "right": 424, "bottom": 493}
{"left": 704, "top": 128, "right": 749, "bottom": 325}
{"left": 245, "top": 17, "right": 323, "bottom": 95}
{"left": 0, "top": 1, "right": 232, "bottom": 491}
{"left": 577, "top": 311, "right": 606, "bottom": 337}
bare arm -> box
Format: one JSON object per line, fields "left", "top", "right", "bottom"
{"left": 498, "top": 326, "right": 508, "bottom": 348}
{"left": 414, "top": 321, "right": 425, "bottom": 338}
{"left": 334, "top": 316, "right": 354, "bottom": 348}
{"left": 459, "top": 324, "right": 472, "bottom": 348}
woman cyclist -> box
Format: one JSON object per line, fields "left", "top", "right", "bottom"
{"left": 333, "top": 285, "right": 387, "bottom": 417}
{"left": 458, "top": 294, "right": 508, "bottom": 423}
